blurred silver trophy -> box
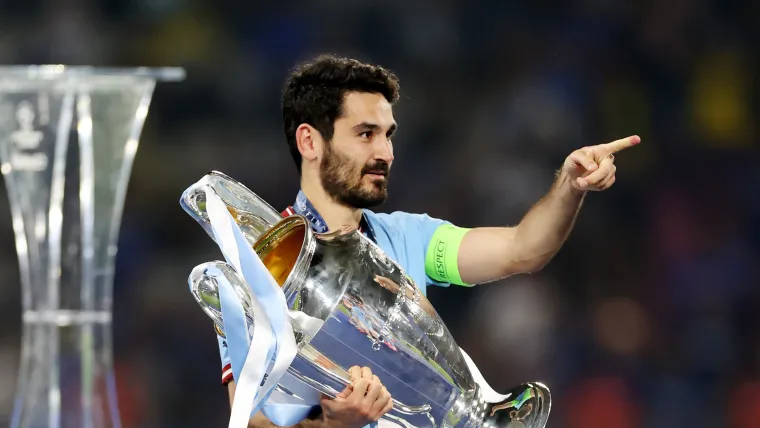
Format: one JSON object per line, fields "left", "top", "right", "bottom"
{"left": 0, "top": 66, "right": 184, "bottom": 428}
{"left": 181, "top": 171, "right": 551, "bottom": 428}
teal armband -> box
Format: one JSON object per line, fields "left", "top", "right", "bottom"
{"left": 425, "top": 224, "right": 472, "bottom": 286}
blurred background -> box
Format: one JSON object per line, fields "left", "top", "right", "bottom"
{"left": 0, "top": 0, "right": 759, "bottom": 427}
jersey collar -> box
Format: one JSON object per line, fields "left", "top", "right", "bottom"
{"left": 285, "top": 190, "right": 376, "bottom": 242}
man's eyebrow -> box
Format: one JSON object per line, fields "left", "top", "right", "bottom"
{"left": 352, "top": 122, "right": 380, "bottom": 132}
{"left": 352, "top": 122, "right": 398, "bottom": 135}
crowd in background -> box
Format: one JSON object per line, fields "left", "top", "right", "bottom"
{"left": 1, "top": 1, "right": 759, "bottom": 426}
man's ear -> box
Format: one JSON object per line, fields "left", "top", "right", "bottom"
{"left": 296, "top": 124, "right": 322, "bottom": 162}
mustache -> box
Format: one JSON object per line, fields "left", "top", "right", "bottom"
{"left": 361, "top": 162, "right": 390, "bottom": 176}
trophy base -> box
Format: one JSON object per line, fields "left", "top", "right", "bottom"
{"left": 13, "top": 310, "right": 119, "bottom": 428}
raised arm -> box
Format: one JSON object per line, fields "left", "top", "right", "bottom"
{"left": 453, "top": 136, "right": 641, "bottom": 285}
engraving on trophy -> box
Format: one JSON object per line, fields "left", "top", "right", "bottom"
{"left": 7, "top": 100, "right": 48, "bottom": 171}
{"left": 10, "top": 101, "right": 43, "bottom": 149}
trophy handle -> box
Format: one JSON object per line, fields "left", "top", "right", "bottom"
{"left": 180, "top": 171, "right": 282, "bottom": 245}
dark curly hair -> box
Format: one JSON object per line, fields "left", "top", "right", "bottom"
{"left": 281, "top": 54, "right": 401, "bottom": 174}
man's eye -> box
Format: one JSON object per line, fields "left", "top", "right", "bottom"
{"left": 359, "top": 131, "right": 372, "bottom": 139}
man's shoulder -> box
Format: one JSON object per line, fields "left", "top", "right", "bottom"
{"left": 364, "top": 209, "right": 428, "bottom": 223}
{"left": 364, "top": 210, "right": 449, "bottom": 231}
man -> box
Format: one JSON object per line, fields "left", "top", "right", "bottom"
{"left": 218, "top": 54, "right": 640, "bottom": 427}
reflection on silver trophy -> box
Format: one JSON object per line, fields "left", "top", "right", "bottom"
{"left": 0, "top": 66, "right": 184, "bottom": 428}
{"left": 181, "top": 171, "right": 551, "bottom": 428}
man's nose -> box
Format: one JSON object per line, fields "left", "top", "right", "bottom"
{"left": 374, "top": 138, "right": 394, "bottom": 163}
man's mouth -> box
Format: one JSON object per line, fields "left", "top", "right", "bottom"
{"left": 362, "top": 163, "right": 389, "bottom": 180}
{"left": 364, "top": 171, "right": 387, "bottom": 179}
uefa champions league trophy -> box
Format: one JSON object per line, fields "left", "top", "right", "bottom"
{"left": 181, "top": 171, "right": 552, "bottom": 428}
{"left": 0, "top": 66, "right": 184, "bottom": 428}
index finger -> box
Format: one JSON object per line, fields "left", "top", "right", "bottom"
{"left": 600, "top": 135, "right": 641, "bottom": 155}
{"left": 361, "top": 366, "right": 373, "bottom": 379}
{"left": 349, "top": 366, "right": 361, "bottom": 382}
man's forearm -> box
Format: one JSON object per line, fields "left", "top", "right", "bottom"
{"left": 288, "top": 415, "right": 330, "bottom": 428}
{"left": 512, "top": 169, "right": 585, "bottom": 271}
{"left": 248, "top": 412, "right": 328, "bottom": 428}
{"left": 293, "top": 418, "right": 329, "bottom": 428}
{"left": 235, "top": 383, "right": 327, "bottom": 428}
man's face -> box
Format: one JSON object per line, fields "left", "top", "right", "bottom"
{"left": 319, "top": 92, "right": 396, "bottom": 209}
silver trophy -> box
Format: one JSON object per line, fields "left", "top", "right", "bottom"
{"left": 0, "top": 66, "right": 184, "bottom": 428}
{"left": 181, "top": 171, "right": 551, "bottom": 428}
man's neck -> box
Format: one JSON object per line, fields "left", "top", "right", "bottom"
{"left": 300, "top": 179, "right": 362, "bottom": 232}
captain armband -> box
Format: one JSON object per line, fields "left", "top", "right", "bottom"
{"left": 425, "top": 224, "right": 473, "bottom": 287}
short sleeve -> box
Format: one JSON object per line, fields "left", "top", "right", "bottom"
{"left": 407, "top": 213, "right": 450, "bottom": 256}
{"left": 385, "top": 212, "right": 457, "bottom": 287}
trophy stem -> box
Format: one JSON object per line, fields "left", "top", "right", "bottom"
{"left": 78, "top": 89, "right": 98, "bottom": 428}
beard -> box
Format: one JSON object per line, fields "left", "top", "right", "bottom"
{"left": 320, "top": 144, "right": 390, "bottom": 209}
